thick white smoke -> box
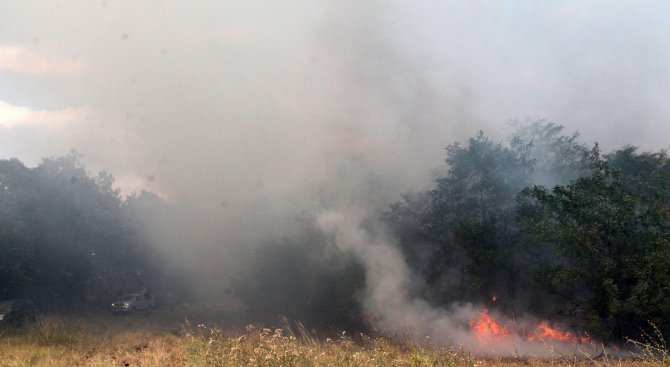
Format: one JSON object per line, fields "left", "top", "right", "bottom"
{"left": 0, "top": 1, "right": 663, "bottom": 356}
{"left": 315, "top": 208, "right": 479, "bottom": 350}
{"left": 316, "top": 207, "right": 605, "bottom": 356}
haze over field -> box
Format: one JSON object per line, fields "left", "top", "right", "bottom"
{"left": 1, "top": 1, "right": 670, "bottom": 354}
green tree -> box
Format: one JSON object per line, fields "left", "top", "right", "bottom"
{"left": 518, "top": 145, "right": 670, "bottom": 340}
{"left": 385, "top": 122, "right": 588, "bottom": 307}
{"left": 0, "top": 153, "right": 156, "bottom": 310}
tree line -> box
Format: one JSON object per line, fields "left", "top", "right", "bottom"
{"left": 0, "top": 152, "right": 170, "bottom": 311}
{"left": 0, "top": 121, "right": 668, "bottom": 343}
{"left": 384, "top": 121, "right": 670, "bottom": 341}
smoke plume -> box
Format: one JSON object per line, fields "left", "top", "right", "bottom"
{"left": 1, "top": 0, "right": 667, "bottom": 355}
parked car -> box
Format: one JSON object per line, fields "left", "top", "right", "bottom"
{"left": 111, "top": 292, "right": 154, "bottom": 315}
{"left": 0, "top": 299, "right": 38, "bottom": 324}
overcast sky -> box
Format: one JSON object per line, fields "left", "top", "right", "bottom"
{"left": 1, "top": 0, "right": 669, "bottom": 200}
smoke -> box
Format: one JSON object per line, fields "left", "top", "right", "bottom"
{"left": 316, "top": 207, "right": 470, "bottom": 342}
{"left": 315, "top": 207, "right": 606, "bottom": 356}
{"left": 0, "top": 0, "right": 667, "bottom": 354}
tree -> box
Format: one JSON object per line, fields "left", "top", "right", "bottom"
{"left": 509, "top": 120, "right": 589, "bottom": 187}
{"left": 385, "top": 122, "right": 589, "bottom": 307}
{"left": 518, "top": 145, "right": 670, "bottom": 340}
{"left": 386, "top": 129, "right": 533, "bottom": 304}
{"left": 0, "top": 153, "right": 157, "bottom": 310}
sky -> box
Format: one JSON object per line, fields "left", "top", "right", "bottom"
{"left": 0, "top": 0, "right": 669, "bottom": 200}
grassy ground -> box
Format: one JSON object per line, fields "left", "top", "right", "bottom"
{"left": 0, "top": 309, "right": 665, "bottom": 367}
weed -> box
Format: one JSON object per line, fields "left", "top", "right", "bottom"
{"left": 29, "top": 314, "right": 85, "bottom": 346}
{"left": 0, "top": 313, "right": 656, "bottom": 366}
{"left": 625, "top": 323, "right": 669, "bottom": 367}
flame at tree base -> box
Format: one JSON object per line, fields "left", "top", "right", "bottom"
{"left": 469, "top": 309, "right": 510, "bottom": 341}
{"left": 528, "top": 321, "right": 591, "bottom": 344}
{"left": 468, "top": 309, "right": 594, "bottom": 354}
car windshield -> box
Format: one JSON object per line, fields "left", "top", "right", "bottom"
{"left": 0, "top": 301, "right": 14, "bottom": 312}
{"left": 118, "top": 295, "right": 135, "bottom": 302}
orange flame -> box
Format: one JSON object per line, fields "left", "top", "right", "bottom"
{"left": 469, "top": 310, "right": 591, "bottom": 346}
{"left": 469, "top": 309, "right": 509, "bottom": 341}
{"left": 527, "top": 321, "right": 589, "bottom": 344}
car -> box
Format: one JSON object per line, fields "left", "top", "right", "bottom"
{"left": 111, "top": 292, "right": 154, "bottom": 315}
{"left": 0, "top": 299, "right": 38, "bottom": 324}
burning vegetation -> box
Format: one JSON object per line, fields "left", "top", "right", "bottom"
{"left": 528, "top": 321, "right": 590, "bottom": 345}
{"left": 469, "top": 309, "right": 591, "bottom": 348}
{"left": 469, "top": 310, "right": 510, "bottom": 342}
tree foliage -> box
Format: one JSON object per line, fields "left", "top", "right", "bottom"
{"left": 387, "top": 121, "right": 670, "bottom": 341}
{"left": 519, "top": 146, "right": 670, "bottom": 339}
{"left": 0, "top": 152, "right": 155, "bottom": 310}
{"left": 385, "top": 122, "right": 586, "bottom": 305}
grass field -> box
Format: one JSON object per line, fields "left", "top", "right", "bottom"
{"left": 0, "top": 308, "right": 665, "bottom": 367}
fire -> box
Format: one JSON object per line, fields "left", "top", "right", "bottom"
{"left": 528, "top": 321, "right": 589, "bottom": 344}
{"left": 469, "top": 310, "right": 590, "bottom": 345}
{"left": 469, "top": 309, "right": 510, "bottom": 341}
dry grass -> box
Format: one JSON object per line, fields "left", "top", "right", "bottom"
{"left": 0, "top": 312, "right": 658, "bottom": 367}
{"left": 624, "top": 323, "right": 670, "bottom": 367}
